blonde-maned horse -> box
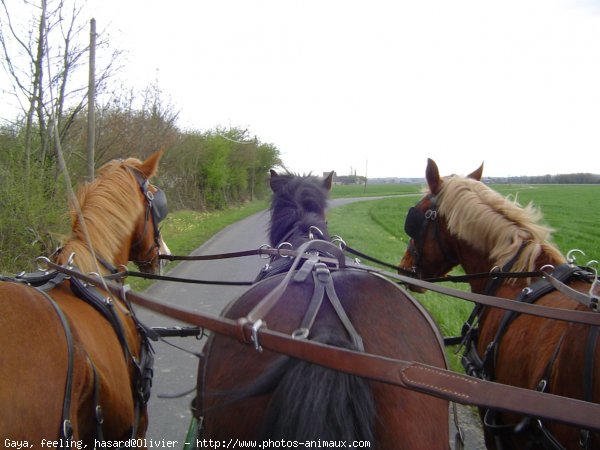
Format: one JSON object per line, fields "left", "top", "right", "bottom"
{"left": 399, "top": 158, "right": 599, "bottom": 450}
{"left": 0, "top": 150, "right": 169, "bottom": 444}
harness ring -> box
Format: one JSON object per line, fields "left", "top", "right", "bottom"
{"left": 566, "top": 248, "right": 585, "bottom": 264}
{"left": 540, "top": 264, "right": 555, "bottom": 277}
{"left": 308, "top": 226, "right": 324, "bottom": 240}
{"left": 258, "top": 244, "right": 273, "bottom": 259}
{"left": 489, "top": 266, "right": 501, "bottom": 279}
{"left": 331, "top": 235, "right": 347, "bottom": 250}
{"left": 35, "top": 256, "right": 51, "bottom": 272}
{"left": 277, "top": 242, "right": 293, "bottom": 258}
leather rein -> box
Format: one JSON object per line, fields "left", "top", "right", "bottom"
{"left": 39, "top": 243, "right": 600, "bottom": 433}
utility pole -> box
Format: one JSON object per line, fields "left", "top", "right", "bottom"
{"left": 86, "top": 18, "right": 96, "bottom": 181}
{"left": 251, "top": 136, "right": 257, "bottom": 201}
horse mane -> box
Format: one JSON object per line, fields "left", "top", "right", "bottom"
{"left": 436, "top": 176, "right": 566, "bottom": 272}
{"left": 269, "top": 172, "right": 329, "bottom": 246}
{"left": 57, "top": 158, "right": 145, "bottom": 273}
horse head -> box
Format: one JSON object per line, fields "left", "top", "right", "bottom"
{"left": 58, "top": 150, "right": 170, "bottom": 275}
{"left": 399, "top": 158, "right": 483, "bottom": 288}
{"left": 268, "top": 170, "right": 334, "bottom": 248}
{"left": 124, "top": 151, "right": 171, "bottom": 274}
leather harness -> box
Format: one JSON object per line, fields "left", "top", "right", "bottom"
{"left": 460, "top": 262, "right": 599, "bottom": 450}
{"left": 37, "top": 247, "right": 600, "bottom": 434}
{"left": 2, "top": 269, "right": 154, "bottom": 446}
{"left": 404, "top": 194, "right": 599, "bottom": 449}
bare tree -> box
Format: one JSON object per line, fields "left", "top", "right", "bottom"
{"left": 0, "top": 0, "right": 121, "bottom": 179}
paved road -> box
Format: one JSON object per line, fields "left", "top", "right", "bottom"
{"left": 137, "top": 208, "right": 270, "bottom": 443}
{"left": 135, "top": 196, "right": 485, "bottom": 448}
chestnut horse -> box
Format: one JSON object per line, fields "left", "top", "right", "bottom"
{"left": 399, "top": 159, "right": 599, "bottom": 450}
{"left": 0, "top": 151, "right": 169, "bottom": 444}
{"left": 196, "top": 171, "right": 450, "bottom": 449}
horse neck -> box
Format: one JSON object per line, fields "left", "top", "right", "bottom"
{"left": 57, "top": 206, "right": 138, "bottom": 275}
{"left": 270, "top": 210, "right": 329, "bottom": 248}
{"left": 454, "top": 237, "right": 566, "bottom": 295}
{"left": 449, "top": 238, "right": 499, "bottom": 293}
{"left": 57, "top": 235, "right": 130, "bottom": 275}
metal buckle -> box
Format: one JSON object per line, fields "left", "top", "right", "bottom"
{"left": 425, "top": 209, "right": 437, "bottom": 220}
{"left": 251, "top": 319, "right": 265, "bottom": 352}
{"left": 62, "top": 419, "right": 73, "bottom": 439}
{"left": 292, "top": 327, "right": 309, "bottom": 340}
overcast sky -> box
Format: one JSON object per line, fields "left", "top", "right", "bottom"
{"left": 28, "top": 1, "right": 600, "bottom": 177}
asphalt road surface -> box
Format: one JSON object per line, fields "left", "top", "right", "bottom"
{"left": 135, "top": 197, "right": 485, "bottom": 449}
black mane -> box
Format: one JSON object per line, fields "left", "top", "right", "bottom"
{"left": 269, "top": 172, "right": 331, "bottom": 246}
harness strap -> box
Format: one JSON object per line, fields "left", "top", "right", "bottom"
{"left": 88, "top": 357, "right": 105, "bottom": 441}
{"left": 482, "top": 334, "right": 567, "bottom": 450}
{"left": 294, "top": 261, "right": 326, "bottom": 338}
{"left": 255, "top": 257, "right": 295, "bottom": 282}
{"left": 34, "top": 288, "right": 75, "bottom": 445}
{"left": 245, "top": 240, "right": 345, "bottom": 324}
{"left": 581, "top": 326, "right": 599, "bottom": 450}
{"left": 118, "top": 283, "right": 600, "bottom": 432}
{"left": 545, "top": 271, "right": 599, "bottom": 311}
{"left": 15, "top": 271, "right": 69, "bottom": 291}
{"left": 69, "top": 276, "right": 134, "bottom": 362}
{"left": 483, "top": 242, "right": 530, "bottom": 296}
{"left": 52, "top": 273, "right": 153, "bottom": 439}
{"left": 38, "top": 260, "right": 600, "bottom": 432}
{"left": 465, "top": 263, "right": 597, "bottom": 449}
{"left": 320, "top": 265, "right": 365, "bottom": 351}
{"left": 482, "top": 264, "right": 580, "bottom": 378}
{"left": 45, "top": 254, "right": 600, "bottom": 326}
{"left": 293, "top": 261, "right": 365, "bottom": 351}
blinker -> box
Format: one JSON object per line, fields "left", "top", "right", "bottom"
{"left": 404, "top": 207, "right": 427, "bottom": 240}
{"left": 150, "top": 188, "right": 168, "bottom": 224}
{"left": 141, "top": 178, "right": 168, "bottom": 224}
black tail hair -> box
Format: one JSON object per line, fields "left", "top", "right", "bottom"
{"left": 261, "top": 333, "right": 376, "bottom": 445}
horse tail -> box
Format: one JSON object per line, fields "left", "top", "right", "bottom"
{"left": 261, "top": 332, "right": 376, "bottom": 444}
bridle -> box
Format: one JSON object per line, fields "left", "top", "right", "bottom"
{"left": 404, "top": 194, "right": 458, "bottom": 275}
{"left": 128, "top": 167, "right": 169, "bottom": 271}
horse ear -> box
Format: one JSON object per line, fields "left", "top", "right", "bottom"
{"left": 323, "top": 171, "right": 334, "bottom": 191}
{"left": 270, "top": 169, "right": 282, "bottom": 192}
{"left": 139, "top": 150, "right": 164, "bottom": 179}
{"left": 468, "top": 162, "right": 484, "bottom": 181}
{"left": 425, "top": 158, "right": 441, "bottom": 195}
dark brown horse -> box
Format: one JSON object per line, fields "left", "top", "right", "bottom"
{"left": 196, "top": 171, "right": 450, "bottom": 449}
{"left": 399, "top": 158, "right": 599, "bottom": 450}
{"left": 0, "top": 151, "right": 169, "bottom": 444}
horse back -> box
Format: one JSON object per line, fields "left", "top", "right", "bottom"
{"left": 199, "top": 268, "right": 449, "bottom": 449}
{"left": 0, "top": 280, "right": 144, "bottom": 441}
{"left": 0, "top": 281, "right": 93, "bottom": 439}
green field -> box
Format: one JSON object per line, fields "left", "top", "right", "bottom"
{"left": 330, "top": 183, "right": 422, "bottom": 198}
{"left": 327, "top": 183, "right": 600, "bottom": 371}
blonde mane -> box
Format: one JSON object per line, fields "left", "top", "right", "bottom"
{"left": 57, "top": 159, "right": 146, "bottom": 273}
{"left": 436, "top": 176, "right": 565, "bottom": 272}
